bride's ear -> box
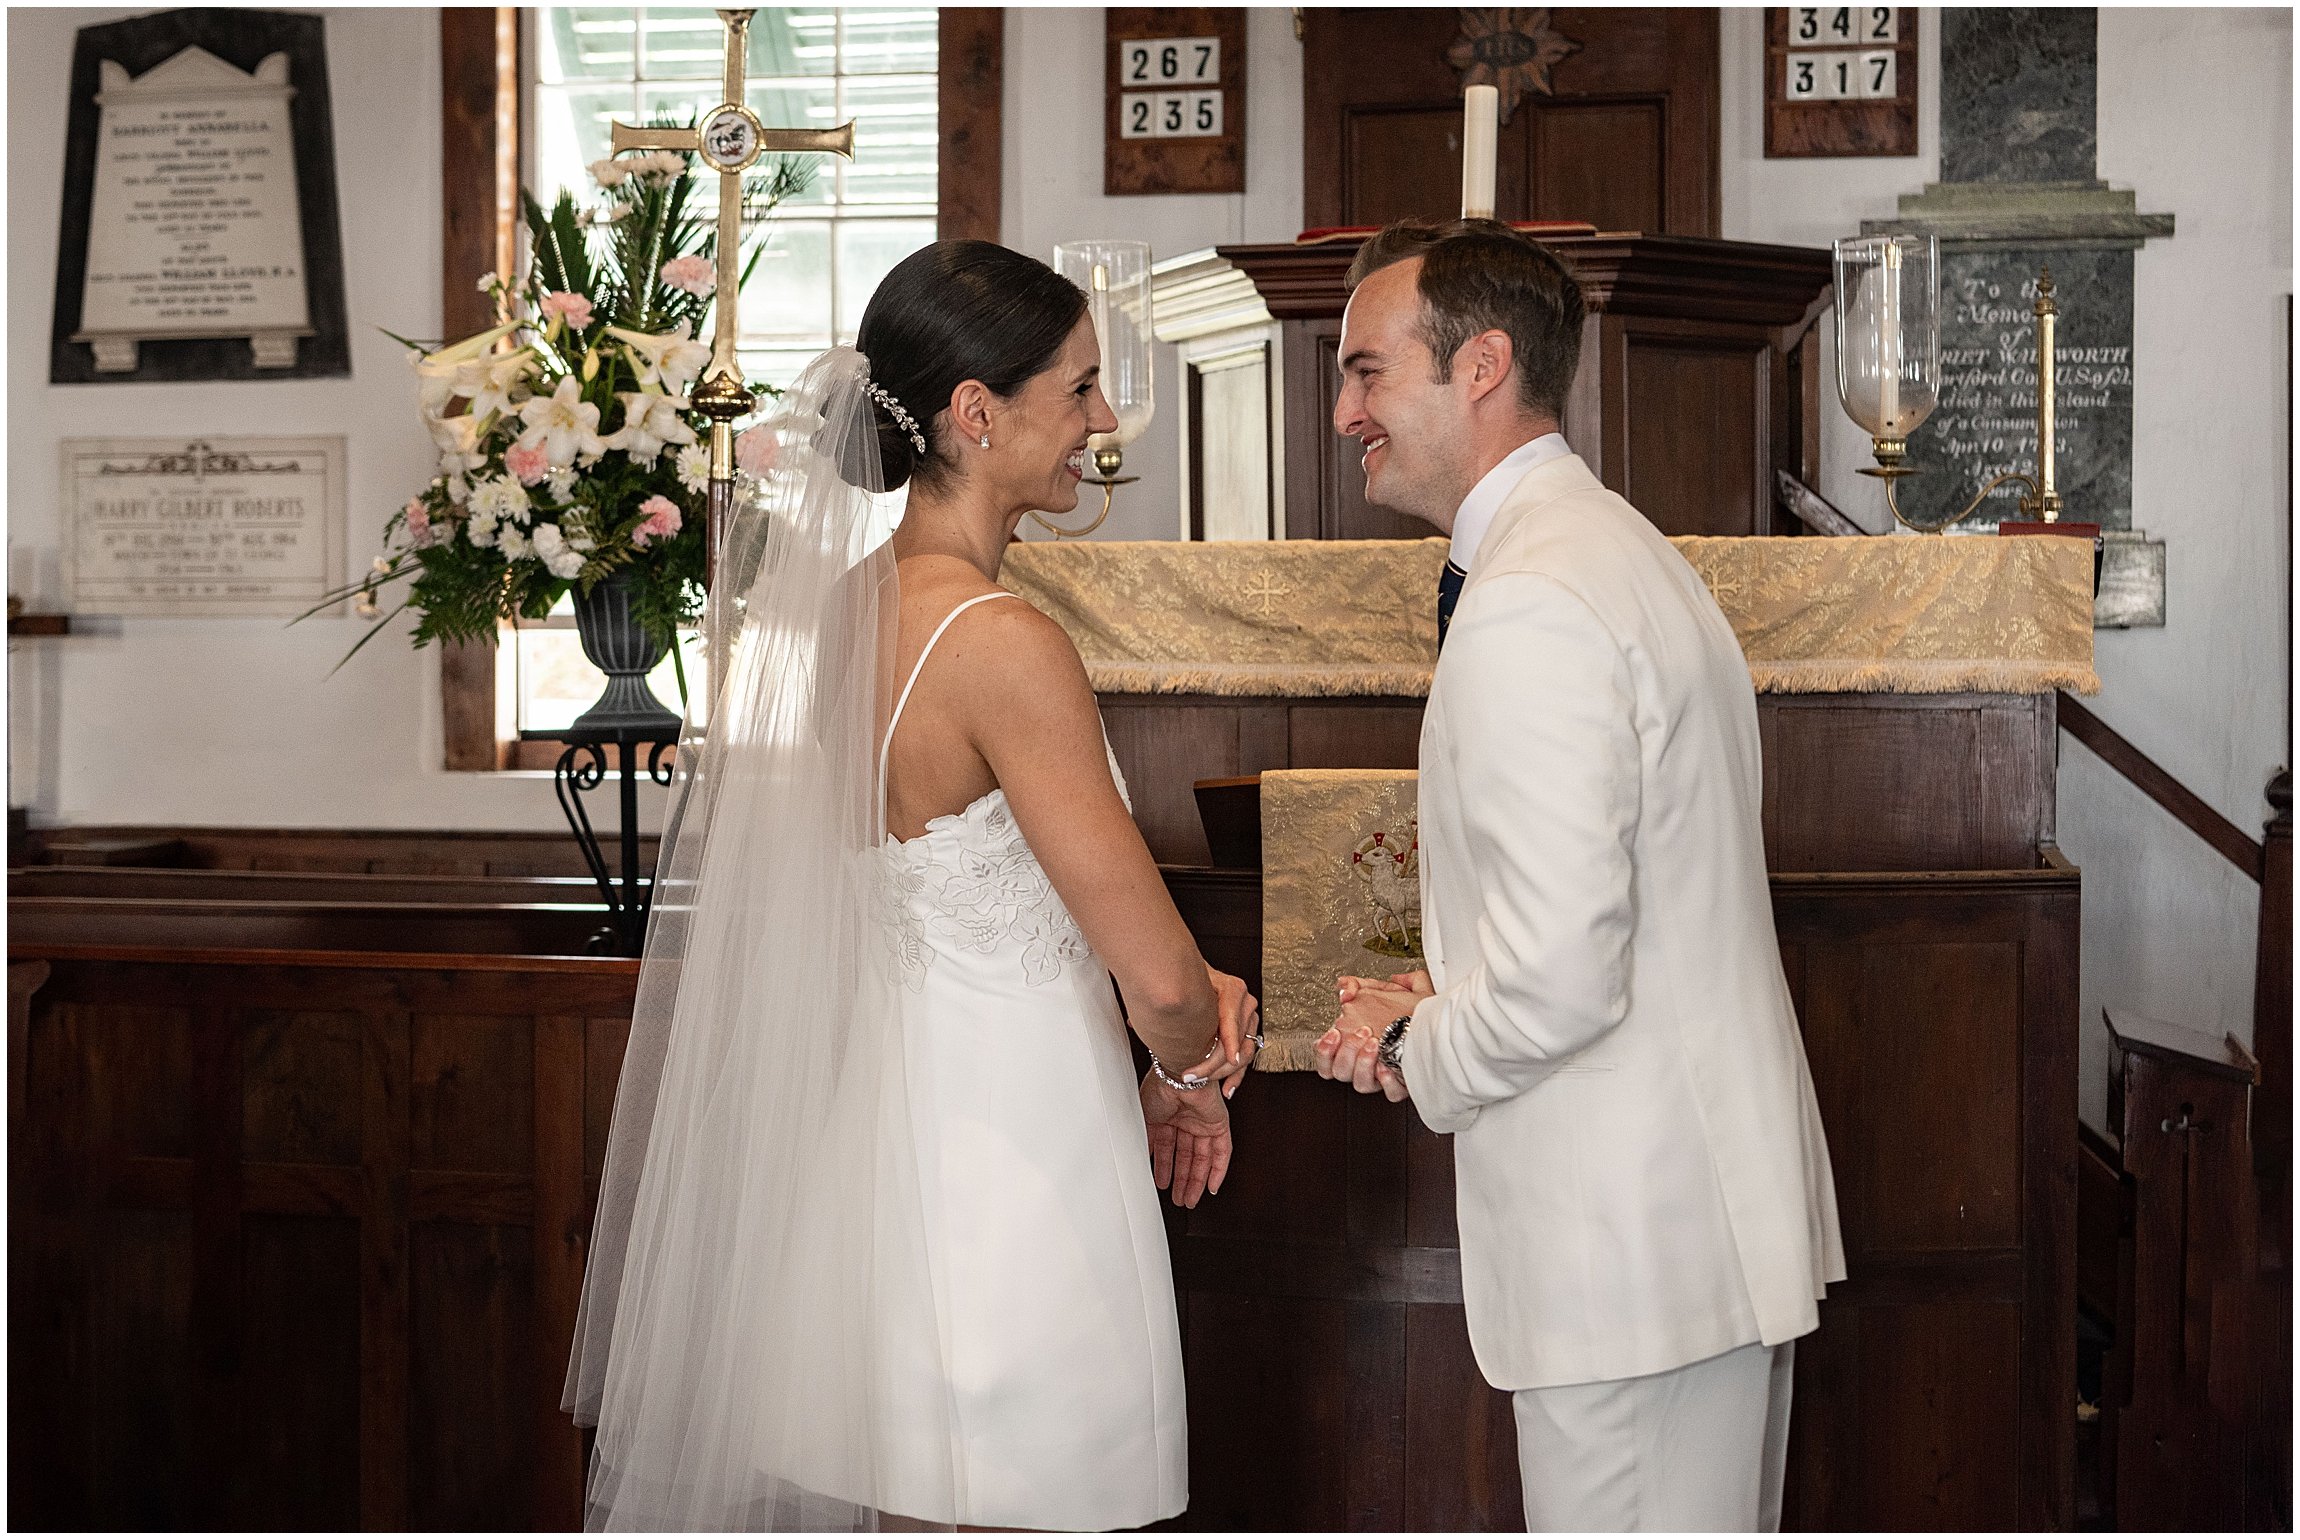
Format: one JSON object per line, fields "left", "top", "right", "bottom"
{"left": 948, "top": 380, "right": 995, "bottom": 450}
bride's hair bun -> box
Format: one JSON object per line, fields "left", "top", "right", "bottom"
{"left": 855, "top": 241, "right": 1090, "bottom": 492}
{"left": 861, "top": 377, "right": 929, "bottom": 490}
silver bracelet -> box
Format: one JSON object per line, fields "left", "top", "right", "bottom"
{"left": 1148, "top": 1047, "right": 1215, "bottom": 1093}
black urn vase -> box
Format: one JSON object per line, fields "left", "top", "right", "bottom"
{"left": 569, "top": 569, "right": 682, "bottom": 735}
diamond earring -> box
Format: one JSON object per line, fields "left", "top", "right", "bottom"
{"left": 978, "top": 434, "right": 991, "bottom": 449}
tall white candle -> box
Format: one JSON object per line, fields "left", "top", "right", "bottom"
{"left": 1461, "top": 85, "right": 1498, "bottom": 220}
{"left": 1878, "top": 239, "right": 1901, "bottom": 431}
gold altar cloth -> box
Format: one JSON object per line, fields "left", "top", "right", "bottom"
{"left": 1259, "top": 769, "right": 1425, "bottom": 1072}
{"left": 998, "top": 534, "right": 2100, "bottom": 697}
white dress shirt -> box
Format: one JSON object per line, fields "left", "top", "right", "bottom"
{"left": 1449, "top": 432, "right": 1572, "bottom": 572}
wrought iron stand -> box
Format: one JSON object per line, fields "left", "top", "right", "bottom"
{"left": 522, "top": 724, "right": 678, "bottom": 956}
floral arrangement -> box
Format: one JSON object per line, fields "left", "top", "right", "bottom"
{"left": 318, "top": 143, "right": 806, "bottom": 672}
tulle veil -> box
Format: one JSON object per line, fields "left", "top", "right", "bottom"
{"left": 564, "top": 346, "right": 960, "bottom": 1530}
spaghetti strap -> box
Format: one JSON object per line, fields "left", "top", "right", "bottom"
{"left": 878, "top": 590, "right": 1027, "bottom": 789}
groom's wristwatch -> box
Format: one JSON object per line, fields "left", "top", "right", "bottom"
{"left": 1377, "top": 1014, "right": 1413, "bottom": 1071}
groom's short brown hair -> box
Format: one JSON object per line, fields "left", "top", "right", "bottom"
{"left": 1345, "top": 219, "right": 1586, "bottom": 420}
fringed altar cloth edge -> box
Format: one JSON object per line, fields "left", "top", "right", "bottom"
{"left": 998, "top": 534, "right": 2100, "bottom": 698}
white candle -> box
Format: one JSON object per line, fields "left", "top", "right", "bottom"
{"left": 1461, "top": 85, "right": 1498, "bottom": 221}
{"left": 1878, "top": 240, "right": 1901, "bottom": 431}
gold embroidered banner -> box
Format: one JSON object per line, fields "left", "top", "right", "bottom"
{"left": 1259, "top": 769, "right": 1425, "bottom": 1072}
{"left": 997, "top": 534, "right": 2099, "bottom": 697}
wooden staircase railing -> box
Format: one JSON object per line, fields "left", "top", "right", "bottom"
{"left": 2057, "top": 692, "right": 2290, "bottom": 1531}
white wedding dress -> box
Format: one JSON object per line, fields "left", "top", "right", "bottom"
{"left": 867, "top": 590, "right": 1188, "bottom": 1531}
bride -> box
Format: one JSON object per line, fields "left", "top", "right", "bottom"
{"left": 563, "top": 241, "right": 1260, "bottom": 1532}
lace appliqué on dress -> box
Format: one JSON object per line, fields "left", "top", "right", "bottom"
{"left": 881, "top": 794, "right": 1093, "bottom": 992}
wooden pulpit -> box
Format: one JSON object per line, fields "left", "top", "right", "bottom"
{"left": 1151, "top": 232, "right": 1832, "bottom": 542}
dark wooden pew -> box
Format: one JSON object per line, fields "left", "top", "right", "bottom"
{"left": 10, "top": 882, "right": 636, "bottom": 1531}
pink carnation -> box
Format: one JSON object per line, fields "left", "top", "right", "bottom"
{"left": 659, "top": 255, "right": 715, "bottom": 298}
{"left": 540, "top": 290, "right": 594, "bottom": 329}
{"left": 735, "top": 426, "right": 779, "bottom": 476}
{"left": 403, "top": 497, "right": 432, "bottom": 544}
{"left": 629, "top": 493, "right": 683, "bottom": 549}
{"left": 503, "top": 443, "right": 551, "bottom": 486}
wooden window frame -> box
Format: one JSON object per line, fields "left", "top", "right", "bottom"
{"left": 437, "top": 7, "right": 1005, "bottom": 772}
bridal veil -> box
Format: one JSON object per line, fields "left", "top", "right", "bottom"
{"left": 564, "top": 347, "right": 958, "bottom": 1530}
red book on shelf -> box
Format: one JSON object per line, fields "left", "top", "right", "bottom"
{"left": 1998, "top": 520, "right": 2103, "bottom": 592}
{"left": 1293, "top": 221, "right": 1600, "bottom": 246}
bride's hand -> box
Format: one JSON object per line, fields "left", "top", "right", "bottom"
{"left": 1140, "top": 1073, "right": 1233, "bottom": 1208}
{"left": 1205, "top": 964, "right": 1261, "bottom": 1097}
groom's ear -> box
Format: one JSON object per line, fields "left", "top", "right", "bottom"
{"left": 1459, "top": 329, "right": 1517, "bottom": 404}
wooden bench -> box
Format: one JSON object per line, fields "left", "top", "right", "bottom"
{"left": 10, "top": 877, "right": 636, "bottom": 1530}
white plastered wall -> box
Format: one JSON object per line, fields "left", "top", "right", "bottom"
{"left": 8, "top": 6, "right": 574, "bottom": 830}
{"left": 9, "top": 10, "right": 2292, "bottom": 1119}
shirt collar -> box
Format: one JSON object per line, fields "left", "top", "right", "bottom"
{"left": 1449, "top": 433, "right": 1571, "bottom": 572}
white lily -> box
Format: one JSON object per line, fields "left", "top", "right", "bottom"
{"left": 411, "top": 320, "right": 520, "bottom": 416}
{"left": 452, "top": 348, "right": 537, "bottom": 425}
{"left": 607, "top": 322, "right": 713, "bottom": 396}
{"left": 426, "top": 412, "right": 490, "bottom": 481}
{"left": 606, "top": 390, "right": 698, "bottom": 466}
{"left": 515, "top": 376, "right": 607, "bottom": 467}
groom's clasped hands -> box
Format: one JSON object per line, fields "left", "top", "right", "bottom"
{"left": 1313, "top": 969, "right": 1435, "bottom": 1103}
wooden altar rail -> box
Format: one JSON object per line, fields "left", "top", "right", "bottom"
{"left": 2053, "top": 687, "right": 2292, "bottom": 1531}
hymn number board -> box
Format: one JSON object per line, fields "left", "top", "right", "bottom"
{"left": 1766, "top": 6, "right": 1917, "bottom": 157}
{"left": 1105, "top": 9, "right": 1245, "bottom": 196}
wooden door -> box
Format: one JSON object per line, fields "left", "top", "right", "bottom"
{"left": 1302, "top": 8, "right": 1721, "bottom": 236}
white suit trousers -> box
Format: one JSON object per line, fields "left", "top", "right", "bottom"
{"left": 1511, "top": 1340, "right": 1794, "bottom": 1532}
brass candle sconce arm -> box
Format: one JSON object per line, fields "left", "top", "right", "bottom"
{"left": 1860, "top": 440, "right": 2044, "bottom": 533}
{"left": 1028, "top": 446, "right": 1131, "bottom": 538}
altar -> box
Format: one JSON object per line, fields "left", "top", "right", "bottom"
{"left": 1005, "top": 532, "right": 2096, "bottom": 1532}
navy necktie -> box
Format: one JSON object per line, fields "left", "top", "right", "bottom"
{"left": 1437, "top": 560, "right": 1468, "bottom": 651}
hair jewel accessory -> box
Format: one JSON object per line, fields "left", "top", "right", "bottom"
{"left": 860, "top": 375, "right": 928, "bottom": 459}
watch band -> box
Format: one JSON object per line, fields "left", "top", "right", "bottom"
{"left": 1377, "top": 1014, "right": 1412, "bottom": 1070}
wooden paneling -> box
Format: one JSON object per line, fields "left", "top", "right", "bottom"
{"left": 1529, "top": 100, "right": 1665, "bottom": 232}
{"left": 1106, "top": 692, "right": 2056, "bottom": 872}
{"left": 1615, "top": 326, "right": 1768, "bottom": 535}
{"left": 1303, "top": 8, "right": 1719, "bottom": 237}
{"left": 9, "top": 947, "right": 636, "bottom": 1531}
{"left": 1760, "top": 693, "right": 2057, "bottom": 872}
{"left": 1162, "top": 853, "right": 2079, "bottom": 1530}
{"left": 1100, "top": 696, "right": 1423, "bottom": 863}
{"left": 936, "top": 9, "right": 1004, "bottom": 243}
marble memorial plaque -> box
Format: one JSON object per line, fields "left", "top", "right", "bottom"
{"left": 49, "top": 9, "right": 348, "bottom": 384}
{"left": 74, "top": 47, "right": 311, "bottom": 372}
{"left": 62, "top": 436, "right": 346, "bottom": 618}
{"left": 1900, "top": 248, "right": 2134, "bottom": 532}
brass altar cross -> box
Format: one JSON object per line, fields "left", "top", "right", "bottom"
{"left": 609, "top": 9, "right": 855, "bottom": 481}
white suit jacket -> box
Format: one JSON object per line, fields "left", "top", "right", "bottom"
{"left": 1396, "top": 452, "right": 1846, "bottom": 1392}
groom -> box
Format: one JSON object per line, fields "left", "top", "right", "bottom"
{"left": 1312, "top": 220, "right": 1845, "bottom": 1532}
